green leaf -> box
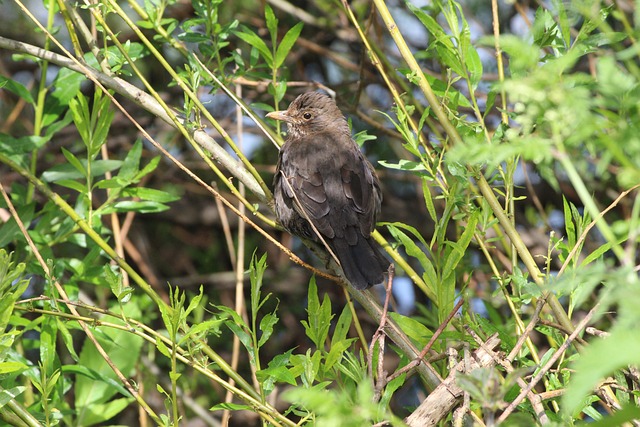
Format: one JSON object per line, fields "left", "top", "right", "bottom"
{"left": 121, "top": 187, "right": 179, "bottom": 203}
{"left": 118, "top": 140, "right": 143, "bottom": 181}
{"left": 330, "top": 305, "right": 352, "bottom": 348}
{"left": 74, "top": 304, "right": 142, "bottom": 419}
{"left": 383, "top": 222, "right": 437, "bottom": 299}
{"left": 61, "top": 147, "right": 86, "bottom": 177}
{"left": 441, "top": 211, "right": 478, "bottom": 281}
{"left": 42, "top": 67, "right": 83, "bottom": 127}
{"left": 563, "top": 328, "right": 640, "bottom": 416}
{"left": 135, "top": 155, "right": 161, "bottom": 181}
{"left": 389, "top": 312, "right": 432, "bottom": 345}
{"left": 0, "top": 252, "right": 30, "bottom": 331}
{"left": 258, "top": 312, "right": 278, "bottom": 347}
{"left": 463, "top": 37, "right": 483, "bottom": 89}
{"left": 325, "top": 339, "right": 355, "bottom": 372}
{"left": 0, "top": 361, "right": 28, "bottom": 374}
{"left": 0, "top": 386, "right": 25, "bottom": 409}
{"left": 0, "top": 76, "right": 34, "bottom": 103}
{"left": 42, "top": 159, "right": 122, "bottom": 182}
{"left": 265, "top": 4, "right": 278, "bottom": 46}
{"left": 57, "top": 318, "right": 80, "bottom": 362}
{"left": 581, "top": 404, "right": 640, "bottom": 427}
{"left": 235, "top": 27, "right": 273, "bottom": 66}
{"left": 301, "top": 277, "right": 333, "bottom": 348}
{"left": 275, "top": 22, "right": 303, "bottom": 68}
{"left": 378, "top": 159, "right": 428, "bottom": 173}
{"left": 406, "top": 3, "right": 446, "bottom": 40}
{"left": 250, "top": 252, "right": 269, "bottom": 320}
{"left": 0, "top": 205, "right": 35, "bottom": 248}
{"left": 101, "top": 200, "right": 171, "bottom": 214}
{"left": 73, "top": 397, "right": 132, "bottom": 426}
{"left": 55, "top": 179, "right": 87, "bottom": 193}
{"left": 435, "top": 43, "right": 465, "bottom": 77}
{"left": 210, "top": 402, "right": 252, "bottom": 411}
{"left": 256, "top": 349, "right": 298, "bottom": 394}
{"left": 181, "top": 318, "right": 226, "bottom": 344}
{"left": 421, "top": 177, "right": 437, "bottom": 222}
{"left": 0, "top": 134, "right": 49, "bottom": 155}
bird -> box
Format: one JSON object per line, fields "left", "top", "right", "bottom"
{"left": 267, "top": 92, "right": 390, "bottom": 290}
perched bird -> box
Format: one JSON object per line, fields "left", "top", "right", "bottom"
{"left": 267, "top": 92, "right": 390, "bottom": 290}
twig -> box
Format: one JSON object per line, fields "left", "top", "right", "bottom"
{"left": 466, "top": 326, "right": 549, "bottom": 425}
{"left": 506, "top": 295, "right": 547, "bottom": 362}
{"left": 387, "top": 297, "right": 464, "bottom": 383}
{"left": 368, "top": 265, "right": 395, "bottom": 401}
{"left": 496, "top": 302, "right": 600, "bottom": 423}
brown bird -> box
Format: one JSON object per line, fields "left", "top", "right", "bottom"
{"left": 267, "top": 92, "right": 390, "bottom": 289}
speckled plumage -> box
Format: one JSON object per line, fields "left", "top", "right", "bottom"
{"left": 268, "top": 92, "right": 390, "bottom": 289}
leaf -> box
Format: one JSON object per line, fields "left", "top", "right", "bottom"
{"left": 135, "top": 155, "right": 161, "bottom": 180}
{"left": 121, "top": 187, "right": 179, "bottom": 203}
{"left": 256, "top": 349, "right": 298, "bottom": 394}
{"left": 42, "top": 160, "right": 122, "bottom": 182}
{"left": 118, "top": 140, "right": 143, "bottom": 181}
{"left": 101, "top": 200, "right": 171, "bottom": 214}
{"left": 0, "top": 76, "right": 34, "bottom": 103}
{"left": 57, "top": 318, "right": 80, "bottom": 362}
{"left": 389, "top": 312, "right": 432, "bottom": 345}
{"left": 441, "top": 211, "right": 478, "bottom": 281}
{"left": 378, "top": 159, "right": 428, "bottom": 172}
{"left": 325, "top": 339, "right": 355, "bottom": 372}
{"left": 258, "top": 311, "right": 279, "bottom": 347}
{"left": 73, "top": 397, "right": 132, "bottom": 426}
{"left": 407, "top": 3, "right": 446, "bottom": 40}
{"left": 210, "top": 402, "right": 252, "bottom": 411}
{"left": 383, "top": 222, "right": 437, "bottom": 298}
{"left": 42, "top": 67, "right": 83, "bottom": 127}
{"left": 583, "top": 404, "right": 640, "bottom": 427}
{"left": 330, "top": 305, "right": 352, "bottom": 348}
{"left": 235, "top": 27, "right": 273, "bottom": 66}
{"left": 0, "top": 386, "right": 26, "bottom": 408}
{"left": 563, "top": 328, "right": 640, "bottom": 416}
{"left": 0, "top": 134, "right": 49, "bottom": 154}
{"left": 301, "top": 277, "right": 333, "bottom": 348}
{"left": 265, "top": 4, "right": 278, "bottom": 45}
{"left": 61, "top": 147, "right": 86, "bottom": 177}
{"left": 275, "top": 22, "right": 303, "bottom": 68}
{"left": 55, "top": 179, "right": 87, "bottom": 193}
{"left": 0, "top": 361, "right": 28, "bottom": 374}
{"left": 74, "top": 304, "right": 142, "bottom": 417}
{"left": 421, "top": 177, "right": 437, "bottom": 222}
{"left": 250, "top": 252, "right": 269, "bottom": 319}
{"left": 463, "top": 37, "right": 483, "bottom": 89}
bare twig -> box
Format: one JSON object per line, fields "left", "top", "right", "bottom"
{"left": 387, "top": 297, "right": 464, "bottom": 383}
{"left": 368, "top": 265, "right": 395, "bottom": 401}
{"left": 497, "top": 303, "right": 600, "bottom": 423}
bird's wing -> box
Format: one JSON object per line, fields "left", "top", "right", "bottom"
{"left": 340, "top": 149, "right": 380, "bottom": 235}
{"left": 275, "top": 135, "right": 381, "bottom": 241}
{"left": 275, "top": 144, "right": 335, "bottom": 239}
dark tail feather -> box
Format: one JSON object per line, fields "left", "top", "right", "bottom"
{"left": 330, "top": 236, "right": 391, "bottom": 290}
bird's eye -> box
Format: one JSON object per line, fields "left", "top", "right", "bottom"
{"left": 303, "top": 112, "right": 312, "bottom": 120}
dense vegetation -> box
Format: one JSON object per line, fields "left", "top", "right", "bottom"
{"left": 1, "top": 0, "right": 639, "bottom": 425}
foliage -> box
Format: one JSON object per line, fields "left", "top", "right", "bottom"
{"left": 1, "top": 0, "right": 639, "bottom": 425}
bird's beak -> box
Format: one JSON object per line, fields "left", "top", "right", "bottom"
{"left": 266, "top": 110, "right": 292, "bottom": 122}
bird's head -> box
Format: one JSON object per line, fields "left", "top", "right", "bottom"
{"left": 266, "top": 92, "right": 350, "bottom": 139}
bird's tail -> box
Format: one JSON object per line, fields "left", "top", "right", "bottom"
{"left": 330, "top": 236, "right": 391, "bottom": 290}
